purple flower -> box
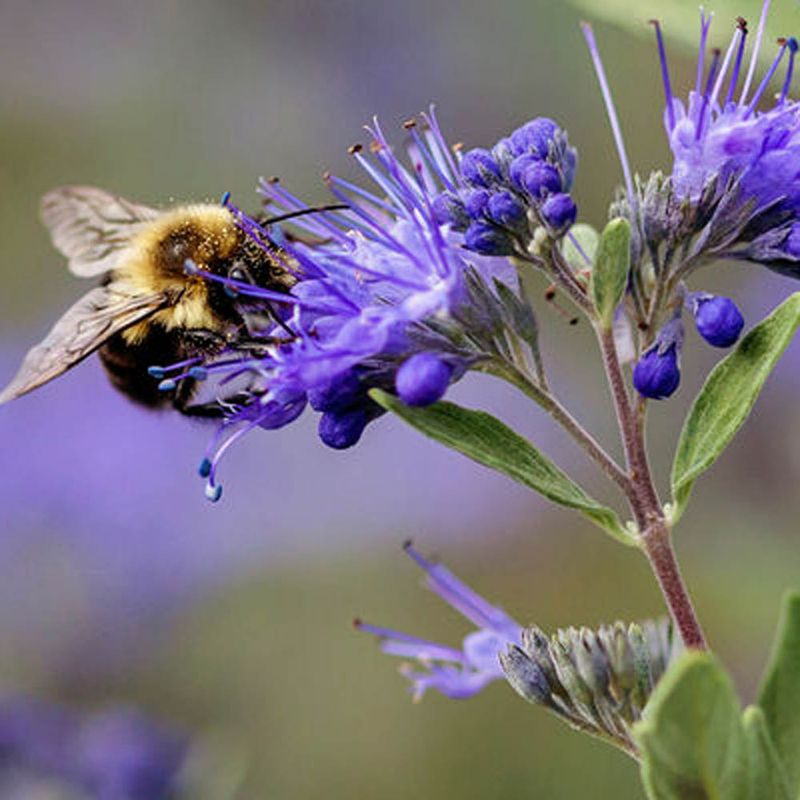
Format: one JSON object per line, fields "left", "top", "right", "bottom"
{"left": 190, "top": 110, "right": 532, "bottom": 497}
{"left": 356, "top": 543, "right": 521, "bottom": 700}
{"left": 651, "top": 5, "right": 800, "bottom": 272}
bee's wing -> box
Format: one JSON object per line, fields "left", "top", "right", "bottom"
{"left": 40, "top": 186, "right": 160, "bottom": 277}
{"left": 0, "top": 283, "right": 171, "bottom": 403}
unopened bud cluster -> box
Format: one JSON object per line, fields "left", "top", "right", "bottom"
{"left": 432, "top": 118, "right": 578, "bottom": 255}
{"left": 500, "top": 618, "right": 679, "bottom": 754}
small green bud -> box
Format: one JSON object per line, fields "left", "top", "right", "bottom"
{"left": 591, "top": 217, "right": 631, "bottom": 329}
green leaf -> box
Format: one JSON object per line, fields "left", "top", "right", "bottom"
{"left": 757, "top": 592, "right": 800, "bottom": 795}
{"left": 741, "top": 706, "right": 792, "bottom": 800}
{"left": 590, "top": 217, "right": 630, "bottom": 329}
{"left": 563, "top": 222, "right": 598, "bottom": 273}
{"left": 370, "top": 390, "right": 634, "bottom": 545}
{"left": 565, "top": 0, "right": 793, "bottom": 61}
{"left": 671, "top": 294, "right": 800, "bottom": 519}
{"left": 635, "top": 652, "right": 747, "bottom": 800}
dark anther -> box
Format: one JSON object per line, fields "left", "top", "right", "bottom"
{"left": 347, "top": 143, "right": 363, "bottom": 155}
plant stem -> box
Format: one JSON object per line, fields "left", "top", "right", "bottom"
{"left": 639, "top": 519, "right": 708, "bottom": 650}
{"left": 596, "top": 325, "right": 708, "bottom": 650}
{"left": 490, "top": 362, "right": 633, "bottom": 498}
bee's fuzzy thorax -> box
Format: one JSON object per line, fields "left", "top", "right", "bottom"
{"left": 118, "top": 204, "right": 240, "bottom": 343}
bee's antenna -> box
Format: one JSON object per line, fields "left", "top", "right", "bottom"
{"left": 259, "top": 203, "right": 349, "bottom": 226}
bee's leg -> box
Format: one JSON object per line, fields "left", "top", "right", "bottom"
{"left": 173, "top": 390, "right": 253, "bottom": 419}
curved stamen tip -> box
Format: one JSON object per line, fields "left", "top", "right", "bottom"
{"left": 736, "top": 16, "right": 748, "bottom": 33}
{"left": 787, "top": 37, "right": 799, "bottom": 53}
{"left": 184, "top": 259, "right": 200, "bottom": 276}
{"left": 220, "top": 191, "right": 231, "bottom": 206}
{"left": 403, "top": 540, "right": 433, "bottom": 571}
{"left": 198, "top": 458, "right": 212, "bottom": 478}
{"left": 348, "top": 143, "right": 364, "bottom": 155}
{"left": 204, "top": 482, "right": 223, "bottom": 503}
{"left": 147, "top": 366, "right": 165, "bottom": 379}
{"left": 157, "top": 378, "right": 177, "bottom": 392}
{"left": 402, "top": 118, "right": 417, "bottom": 129}
{"left": 266, "top": 176, "right": 280, "bottom": 185}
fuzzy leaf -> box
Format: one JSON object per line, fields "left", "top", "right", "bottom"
{"left": 635, "top": 652, "right": 747, "bottom": 800}
{"left": 757, "top": 592, "right": 800, "bottom": 795}
{"left": 671, "top": 294, "right": 800, "bottom": 519}
{"left": 591, "top": 218, "right": 631, "bottom": 328}
{"left": 741, "top": 706, "right": 792, "bottom": 800}
{"left": 370, "top": 391, "right": 633, "bottom": 545}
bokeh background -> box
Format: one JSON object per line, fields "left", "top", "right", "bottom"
{"left": 0, "top": 0, "right": 798, "bottom": 796}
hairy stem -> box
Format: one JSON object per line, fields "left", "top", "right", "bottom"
{"left": 596, "top": 325, "right": 708, "bottom": 650}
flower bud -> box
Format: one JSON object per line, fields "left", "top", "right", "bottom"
{"left": 487, "top": 191, "right": 526, "bottom": 226}
{"left": 464, "top": 221, "right": 516, "bottom": 255}
{"left": 691, "top": 294, "right": 744, "bottom": 348}
{"left": 540, "top": 193, "right": 577, "bottom": 235}
{"left": 521, "top": 162, "right": 562, "bottom": 199}
{"left": 431, "top": 191, "right": 469, "bottom": 230}
{"left": 396, "top": 353, "right": 453, "bottom": 407}
{"left": 633, "top": 344, "right": 680, "bottom": 399}
{"left": 491, "top": 136, "right": 515, "bottom": 165}
{"left": 459, "top": 148, "right": 502, "bottom": 187}
{"left": 308, "top": 369, "right": 363, "bottom": 412}
{"left": 318, "top": 406, "right": 370, "bottom": 449}
{"left": 509, "top": 155, "right": 541, "bottom": 189}
{"left": 510, "top": 117, "right": 559, "bottom": 157}
{"left": 464, "top": 189, "right": 491, "bottom": 219}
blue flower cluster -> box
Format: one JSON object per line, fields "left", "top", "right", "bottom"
{"left": 192, "top": 111, "right": 536, "bottom": 499}
{"left": 432, "top": 117, "right": 578, "bottom": 254}
{"left": 623, "top": 3, "right": 797, "bottom": 399}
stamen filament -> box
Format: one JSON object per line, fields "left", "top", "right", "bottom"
{"left": 779, "top": 37, "right": 799, "bottom": 104}
{"left": 650, "top": 20, "right": 676, "bottom": 130}
{"left": 745, "top": 38, "right": 788, "bottom": 116}
{"left": 741, "top": 0, "right": 772, "bottom": 103}
{"left": 581, "top": 23, "right": 636, "bottom": 212}
{"left": 725, "top": 18, "right": 749, "bottom": 106}
{"left": 695, "top": 9, "right": 713, "bottom": 96}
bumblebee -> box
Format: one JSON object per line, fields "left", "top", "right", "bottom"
{"left": 0, "top": 186, "right": 304, "bottom": 416}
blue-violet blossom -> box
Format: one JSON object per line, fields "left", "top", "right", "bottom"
{"left": 356, "top": 542, "right": 521, "bottom": 700}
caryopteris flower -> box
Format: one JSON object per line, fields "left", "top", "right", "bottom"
{"left": 187, "top": 110, "right": 547, "bottom": 498}
{"left": 500, "top": 618, "right": 680, "bottom": 755}
{"left": 651, "top": 4, "right": 800, "bottom": 275}
{"left": 355, "top": 543, "right": 521, "bottom": 700}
